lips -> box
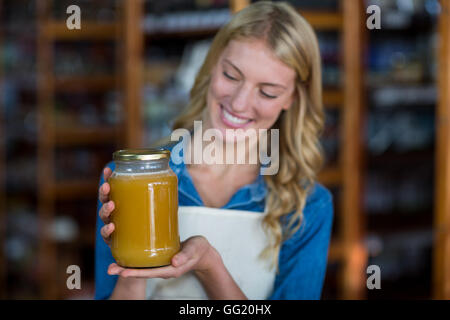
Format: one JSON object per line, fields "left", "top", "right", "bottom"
{"left": 220, "top": 105, "right": 252, "bottom": 128}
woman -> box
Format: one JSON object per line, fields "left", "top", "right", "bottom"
{"left": 95, "top": 1, "right": 333, "bottom": 300}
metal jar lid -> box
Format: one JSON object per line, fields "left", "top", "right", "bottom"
{"left": 113, "top": 149, "right": 170, "bottom": 161}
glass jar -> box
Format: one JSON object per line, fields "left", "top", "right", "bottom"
{"left": 108, "top": 149, "right": 180, "bottom": 268}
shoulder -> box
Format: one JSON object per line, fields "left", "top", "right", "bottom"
{"left": 303, "top": 183, "right": 334, "bottom": 231}
{"left": 282, "top": 183, "right": 334, "bottom": 246}
{"left": 304, "top": 183, "right": 333, "bottom": 234}
{"left": 304, "top": 183, "right": 333, "bottom": 214}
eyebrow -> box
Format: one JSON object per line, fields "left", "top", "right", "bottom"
{"left": 223, "top": 59, "right": 288, "bottom": 90}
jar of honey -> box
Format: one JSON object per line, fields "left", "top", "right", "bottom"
{"left": 109, "top": 149, "right": 180, "bottom": 268}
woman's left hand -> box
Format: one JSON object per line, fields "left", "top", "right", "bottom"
{"left": 107, "top": 236, "right": 219, "bottom": 279}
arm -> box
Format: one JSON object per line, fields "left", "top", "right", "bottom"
{"left": 109, "top": 277, "right": 147, "bottom": 300}
{"left": 268, "top": 184, "right": 334, "bottom": 300}
{"left": 194, "top": 245, "right": 248, "bottom": 300}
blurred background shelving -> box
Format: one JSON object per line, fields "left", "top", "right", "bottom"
{"left": 433, "top": 0, "right": 450, "bottom": 300}
{"left": 0, "top": 0, "right": 449, "bottom": 300}
{"left": 35, "top": 0, "right": 126, "bottom": 299}
{"left": 0, "top": 0, "right": 6, "bottom": 299}
{"left": 363, "top": 0, "right": 439, "bottom": 299}
{"left": 0, "top": 0, "right": 129, "bottom": 299}
{"left": 1, "top": 0, "right": 39, "bottom": 299}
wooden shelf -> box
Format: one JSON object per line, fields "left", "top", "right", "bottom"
{"left": 144, "top": 10, "right": 343, "bottom": 39}
{"left": 368, "top": 210, "right": 433, "bottom": 235}
{"left": 338, "top": 0, "right": 367, "bottom": 299}
{"left": 53, "top": 180, "right": 98, "bottom": 200}
{"left": 318, "top": 166, "right": 342, "bottom": 187}
{"left": 36, "top": 2, "right": 125, "bottom": 299}
{"left": 54, "top": 126, "right": 119, "bottom": 147}
{"left": 433, "top": 0, "right": 450, "bottom": 299}
{"left": 54, "top": 75, "right": 116, "bottom": 92}
{"left": 145, "top": 27, "right": 219, "bottom": 40}
{"left": 368, "top": 148, "right": 434, "bottom": 168}
{"left": 324, "top": 88, "right": 344, "bottom": 108}
{"left": 301, "top": 11, "right": 343, "bottom": 31}
{"left": 145, "top": 11, "right": 343, "bottom": 38}
{"left": 328, "top": 239, "right": 343, "bottom": 262}
{"left": 43, "top": 21, "right": 119, "bottom": 40}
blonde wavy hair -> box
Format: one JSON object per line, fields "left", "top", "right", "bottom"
{"left": 172, "top": 1, "right": 325, "bottom": 267}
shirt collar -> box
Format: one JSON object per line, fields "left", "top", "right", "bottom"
{"left": 167, "top": 140, "right": 267, "bottom": 209}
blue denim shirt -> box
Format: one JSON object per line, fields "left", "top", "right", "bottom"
{"left": 95, "top": 144, "right": 334, "bottom": 300}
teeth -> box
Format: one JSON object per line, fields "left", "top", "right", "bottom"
{"left": 223, "top": 108, "right": 249, "bottom": 125}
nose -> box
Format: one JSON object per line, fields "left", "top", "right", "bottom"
{"left": 230, "top": 83, "right": 252, "bottom": 113}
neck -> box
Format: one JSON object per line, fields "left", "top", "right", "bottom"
{"left": 185, "top": 132, "right": 261, "bottom": 180}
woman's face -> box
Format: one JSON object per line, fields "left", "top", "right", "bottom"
{"left": 205, "top": 38, "right": 297, "bottom": 142}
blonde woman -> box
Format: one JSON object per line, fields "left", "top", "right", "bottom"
{"left": 95, "top": 1, "right": 333, "bottom": 300}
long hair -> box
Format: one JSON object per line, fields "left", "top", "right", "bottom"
{"left": 172, "top": 1, "right": 325, "bottom": 267}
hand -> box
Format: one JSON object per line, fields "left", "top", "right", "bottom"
{"left": 107, "top": 236, "right": 220, "bottom": 279}
{"left": 98, "top": 167, "right": 115, "bottom": 246}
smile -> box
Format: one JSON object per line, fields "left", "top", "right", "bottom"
{"left": 220, "top": 105, "right": 252, "bottom": 128}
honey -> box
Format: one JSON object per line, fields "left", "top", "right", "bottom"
{"left": 108, "top": 149, "right": 180, "bottom": 268}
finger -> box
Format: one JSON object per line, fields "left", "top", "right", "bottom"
{"left": 171, "top": 252, "right": 187, "bottom": 267}
{"left": 174, "top": 236, "right": 208, "bottom": 263}
{"left": 99, "top": 201, "right": 114, "bottom": 224}
{"left": 103, "top": 167, "right": 112, "bottom": 181}
{"left": 108, "top": 261, "right": 191, "bottom": 279}
{"left": 100, "top": 223, "right": 114, "bottom": 238}
{"left": 98, "top": 182, "right": 110, "bottom": 204}
{"left": 108, "top": 263, "right": 125, "bottom": 275}
{"left": 101, "top": 223, "right": 115, "bottom": 244}
{"left": 115, "top": 265, "right": 178, "bottom": 279}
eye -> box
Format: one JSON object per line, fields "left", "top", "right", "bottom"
{"left": 223, "top": 71, "right": 238, "bottom": 81}
{"left": 260, "top": 91, "right": 277, "bottom": 99}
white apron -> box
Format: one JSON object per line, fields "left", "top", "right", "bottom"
{"left": 145, "top": 206, "right": 276, "bottom": 300}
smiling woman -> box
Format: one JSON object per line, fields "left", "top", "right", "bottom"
{"left": 95, "top": 1, "right": 333, "bottom": 300}
{"left": 172, "top": 0, "right": 326, "bottom": 264}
